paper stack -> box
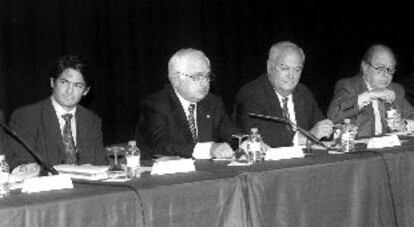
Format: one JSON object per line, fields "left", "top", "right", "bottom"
{"left": 367, "top": 135, "right": 401, "bottom": 149}
{"left": 54, "top": 164, "right": 110, "bottom": 181}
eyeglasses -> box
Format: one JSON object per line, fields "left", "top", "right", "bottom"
{"left": 367, "top": 62, "right": 396, "bottom": 75}
{"left": 177, "top": 72, "right": 215, "bottom": 82}
{"left": 274, "top": 64, "right": 303, "bottom": 74}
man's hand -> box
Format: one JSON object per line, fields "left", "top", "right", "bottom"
{"left": 358, "top": 89, "right": 396, "bottom": 109}
{"left": 370, "top": 88, "right": 396, "bottom": 103}
{"left": 211, "top": 142, "right": 234, "bottom": 159}
{"left": 309, "top": 119, "right": 334, "bottom": 139}
{"left": 11, "top": 162, "right": 41, "bottom": 178}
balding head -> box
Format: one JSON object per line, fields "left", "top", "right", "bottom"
{"left": 361, "top": 44, "right": 396, "bottom": 67}
{"left": 361, "top": 44, "right": 396, "bottom": 89}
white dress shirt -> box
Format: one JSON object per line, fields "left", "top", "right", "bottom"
{"left": 365, "top": 81, "right": 383, "bottom": 135}
{"left": 174, "top": 91, "right": 212, "bottom": 159}
{"left": 51, "top": 97, "right": 77, "bottom": 145}
{"left": 275, "top": 91, "right": 299, "bottom": 146}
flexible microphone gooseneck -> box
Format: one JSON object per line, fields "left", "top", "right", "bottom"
{"left": 0, "top": 123, "right": 58, "bottom": 175}
{"left": 248, "top": 113, "right": 328, "bottom": 149}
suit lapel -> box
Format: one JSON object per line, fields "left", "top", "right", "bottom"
{"left": 75, "top": 107, "right": 86, "bottom": 161}
{"left": 197, "top": 96, "right": 214, "bottom": 141}
{"left": 263, "top": 76, "right": 284, "bottom": 118}
{"left": 356, "top": 75, "right": 377, "bottom": 135}
{"left": 292, "top": 88, "right": 304, "bottom": 126}
{"left": 167, "top": 87, "right": 195, "bottom": 142}
{"left": 41, "top": 99, "right": 65, "bottom": 163}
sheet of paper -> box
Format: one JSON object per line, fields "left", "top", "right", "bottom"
{"left": 265, "top": 146, "right": 305, "bottom": 161}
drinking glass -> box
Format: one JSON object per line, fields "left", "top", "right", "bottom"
{"left": 106, "top": 146, "right": 126, "bottom": 171}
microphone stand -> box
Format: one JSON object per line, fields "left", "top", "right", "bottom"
{"left": 0, "top": 123, "right": 58, "bottom": 175}
{"left": 248, "top": 113, "right": 328, "bottom": 149}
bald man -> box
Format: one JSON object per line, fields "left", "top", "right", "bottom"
{"left": 139, "top": 48, "right": 243, "bottom": 159}
{"left": 328, "top": 44, "right": 414, "bottom": 138}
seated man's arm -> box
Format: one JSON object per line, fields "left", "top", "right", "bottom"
{"left": 309, "top": 119, "right": 334, "bottom": 139}
{"left": 90, "top": 117, "right": 108, "bottom": 165}
{"left": 7, "top": 108, "right": 38, "bottom": 169}
{"left": 214, "top": 96, "right": 245, "bottom": 142}
{"left": 327, "top": 80, "right": 363, "bottom": 123}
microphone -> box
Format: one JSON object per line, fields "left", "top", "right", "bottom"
{"left": 248, "top": 112, "right": 328, "bottom": 149}
{"left": 0, "top": 122, "right": 58, "bottom": 175}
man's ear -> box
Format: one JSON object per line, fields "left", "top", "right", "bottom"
{"left": 50, "top": 78, "right": 55, "bottom": 89}
{"left": 361, "top": 61, "right": 368, "bottom": 75}
{"left": 82, "top": 87, "right": 90, "bottom": 96}
{"left": 266, "top": 60, "right": 272, "bottom": 74}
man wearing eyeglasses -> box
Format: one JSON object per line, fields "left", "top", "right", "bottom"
{"left": 235, "top": 41, "right": 333, "bottom": 148}
{"left": 139, "top": 48, "right": 243, "bottom": 159}
{"left": 328, "top": 44, "right": 414, "bottom": 138}
{"left": 6, "top": 55, "right": 107, "bottom": 172}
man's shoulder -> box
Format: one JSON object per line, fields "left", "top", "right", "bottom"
{"left": 201, "top": 92, "right": 224, "bottom": 106}
{"left": 142, "top": 86, "right": 172, "bottom": 105}
{"left": 11, "top": 99, "right": 49, "bottom": 117}
{"left": 295, "top": 83, "right": 313, "bottom": 94}
{"left": 239, "top": 75, "right": 268, "bottom": 91}
{"left": 76, "top": 104, "right": 101, "bottom": 121}
{"left": 335, "top": 74, "right": 362, "bottom": 88}
{"left": 237, "top": 74, "right": 268, "bottom": 99}
{"left": 389, "top": 81, "right": 404, "bottom": 91}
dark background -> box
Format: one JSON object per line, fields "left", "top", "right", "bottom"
{"left": 0, "top": 0, "right": 413, "bottom": 145}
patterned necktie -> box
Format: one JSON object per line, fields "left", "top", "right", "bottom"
{"left": 187, "top": 104, "right": 198, "bottom": 143}
{"left": 282, "top": 97, "right": 290, "bottom": 121}
{"left": 282, "top": 97, "right": 295, "bottom": 136}
{"left": 62, "top": 114, "right": 77, "bottom": 164}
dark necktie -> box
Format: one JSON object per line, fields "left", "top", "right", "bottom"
{"left": 62, "top": 114, "right": 77, "bottom": 164}
{"left": 282, "top": 97, "right": 295, "bottom": 140}
{"left": 282, "top": 97, "right": 290, "bottom": 121}
{"left": 378, "top": 101, "right": 388, "bottom": 134}
{"left": 187, "top": 104, "right": 198, "bottom": 143}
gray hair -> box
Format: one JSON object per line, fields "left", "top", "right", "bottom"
{"left": 167, "top": 48, "right": 210, "bottom": 83}
{"left": 267, "top": 41, "right": 305, "bottom": 65}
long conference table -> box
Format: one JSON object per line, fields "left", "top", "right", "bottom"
{"left": 1, "top": 136, "right": 414, "bottom": 226}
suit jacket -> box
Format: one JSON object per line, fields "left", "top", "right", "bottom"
{"left": 234, "top": 74, "right": 325, "bottom": 148}
{"left": 327, "top": 74, "right": 414, "bottom": 138}
{"left": 139, "top": 85, "right": 243, "bottom": 158}
{"left": 6, "top": 98, "right": 107, "bottom": 169}
{"left": 0, "top": 110, "right": 5, "bottom": 155}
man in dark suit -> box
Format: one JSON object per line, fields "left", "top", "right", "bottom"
{"left": 328, "top": 44, "right": 414, "bottom": 138}
{"left": 235, "top": 41, "right": 333, "bottom": 148}
{"left": 139, "top": 48, "right": 243, "bottom": 159}
{"left": 7, "top": 55, "right": 107, "bottom": 171}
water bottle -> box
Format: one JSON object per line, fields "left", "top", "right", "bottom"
{"left": 126, "top": 140, "right": 141, "bottom": 179}
{"left": 341, "top": 119, "right": 357, "bottom": 153}
{"left": 247, "top": 128, "right": 264, "bottom": 162}
{"left": 0, "top": 154, "right": 10, "bottom": 198}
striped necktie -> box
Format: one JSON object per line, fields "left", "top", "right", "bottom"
{"left": 62, "top": 114, "right": 77, "bottom": 164}
{"left": 282, "top": 97, "right": 295, "bottom": 138}
{"left": 187, "top": 104, "right": 198, "bottom": 143}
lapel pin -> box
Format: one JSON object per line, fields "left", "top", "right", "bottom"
{"left": 206, "top": 114, "right": 210, "bottom": 119}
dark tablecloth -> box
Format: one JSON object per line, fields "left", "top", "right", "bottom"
{"left": 2, "top": 138, "right": 414, "bottom": 226}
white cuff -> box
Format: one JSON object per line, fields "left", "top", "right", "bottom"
{"left": 192, "top": 142, "right": 213, "bottom": 159}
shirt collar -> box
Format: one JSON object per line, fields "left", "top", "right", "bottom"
{"left": 174, "top": 90, "right": 196, "bottom": 113}
{"left": 274, "top": 90, "right": 292, "bottom": 103}
{"left": 51, "top": 96, "right": 77, "bottom": 117}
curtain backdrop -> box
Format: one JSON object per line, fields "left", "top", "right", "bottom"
{"left": 0, "top": 0, "right": 413, "bottom": 144}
